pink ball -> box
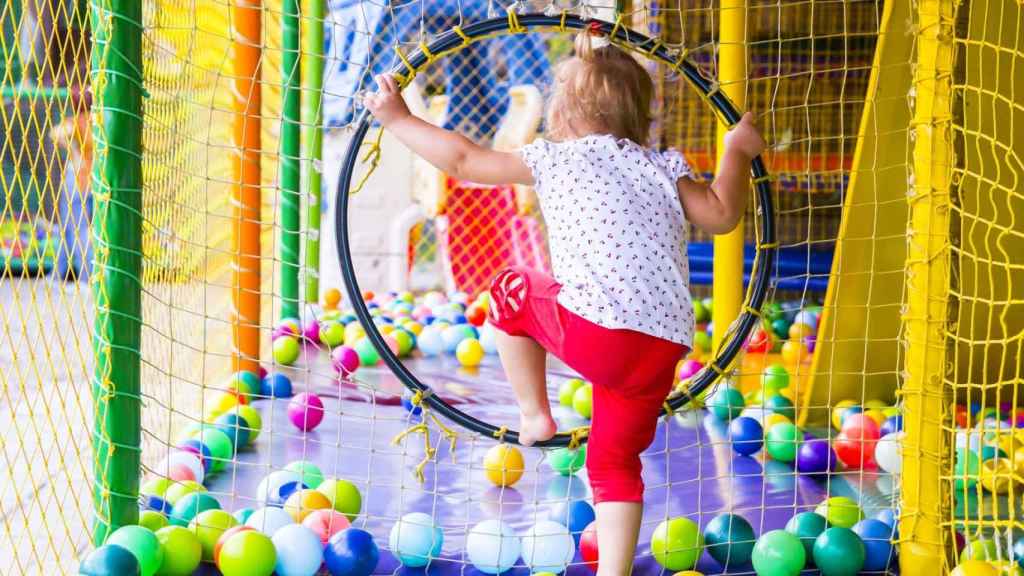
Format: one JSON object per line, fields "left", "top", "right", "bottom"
{"left": 383, "top": 335, "right": 400, "bottom": 355}
{"left": 331, "top": 346, "right": 361, "bottom": 374}
{"left": 301, "top": 509, "right": 351, "bottom": 544}
{"left": 273, "top": 318, "right": 300, "bottom": 340}
{"left": 302, "top": 320, "right": 322, "bottom": 344}
{"left": 167, "top": 463, "right": 196, "bottom": 482}
{"left": 288, "top": 392, "right": 325, "bottom": 431}
{"left": 678, "top": 359, "right": 704, "bottom": 380}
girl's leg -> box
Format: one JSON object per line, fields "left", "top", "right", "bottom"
{"left": 495, "top": 330, "right": 556, "bottom": 446}
{"left": 595, "top": 502, "right": 643, "bottom": 576}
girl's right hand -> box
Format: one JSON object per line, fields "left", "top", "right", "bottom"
{"left": 723, "top": 112, "right": 766, "bottom": 159}
{"left": 363, "top": 74, "right": 411, "bottom": 126}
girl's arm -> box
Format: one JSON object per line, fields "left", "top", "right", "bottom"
{"left": 677, "top": 112, "right": 765, "bottom": 234}
{"left": 364, "top": 74, "right": 535, "bottom": 186}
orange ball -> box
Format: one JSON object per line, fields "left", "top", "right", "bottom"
{"left": 362, "top": 290, "right": 375, "bottom": 302}
{"left": 788, "top": 322, "right": 814, "bottom": 340}
{"left": 781, "top": 340, "right": 808, "bottom": 364}
{"left": 324, "top": 288, "right": 342, "bottom": 309}
{"left": 283, "top": 489, "right": 333, "bottom": 522}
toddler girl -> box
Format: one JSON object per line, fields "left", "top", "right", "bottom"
{"left": 365, "top": 31, "right": 764, "bottom": 575}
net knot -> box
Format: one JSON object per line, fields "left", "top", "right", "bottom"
{"left": 568, "top": 426, "right": 590, "bottom": 449}
{"left": 493, "top": 425, "right": 509, "bottom": 441}
{"left": 506, "top": 8, "right": 526, "bottom": 34}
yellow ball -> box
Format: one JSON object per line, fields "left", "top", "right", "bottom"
{"left": 864, "top": 409, "right": 887, "bottom": 427}
{"left": 992, "top": 562, "right": 1024, "bottom": 576}
{"left": 483, "top": 444, "right": 525, "bottom": 487}
{"left": 998, "top": 435, "right": 1022, "bottom": 458}
{"left": 951, "top": 560, "right": 999, "bottom": 576}
{"left": 764, "top": 413, "right": 792, "bottom": 432}
{"left": 788, "top": 322, "right": 814, "bottom": 340}
{"left": 831, "top": 400, "right": 857, "bottom": 430}
{"left": 344, "top": 323, "right": 366, "bottom": 346}
{"left": 475, "top": 292, "right": 490, "bottom": 309}
{"left": 283, "top": 489, "right": 333, "bottom": 522}
{"left": 324, "top": 288, "right": 342, "bottom": 309}
{"left": 882, "top": 406, "right": 900, "bottom": 418}
{"left": 780, "top": 340, "right": 808, "bottom": 364}
{"left": 206, "top": 392, "right": 242, "bottom": 421}
{"left": 979, "top": 457, "right": 1013, "bottom": 494}
{"left": 380, "top": 324, "right": 395, "bottom": 335}
{"left": 165, "top": 480, "right": 206, "bottom": 506}
{"left": 456, "top": 338, "right": 485, "bottom": 367}
{"left": 864, "top": 399, "right": 888, "bottom": 411}
{"left": 405, "top": 321, "right": 423, "bottom": 336}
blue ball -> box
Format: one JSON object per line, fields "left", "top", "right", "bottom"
{"left": 273, "top": 524, "right": 325, "bottom": 576}
{"left": 213, "top": 413, "right": 251, "bottom": 448}
{"left": 367, "top": 302, "right": 379, "bottom": 310}
{"left": 274, "top": 481, "right": 308, "bottom": 506}
{"left": 401, "top": 394, "right": 422, "bottom": 416}
{"left": 140, "top": 495, "right": 170, "bottom": 514}
{"left": 423, "top": 315, "right": 436, "bottom": 325}
{"left": 548, "top": 499, "right": 596, "bottom": 543}
{"left": 873, "top": 508, "right": 898, "bottom": 537}
{"left": 339, "top": 314, "right": 357, "bottom": 325}
{"left": 260, "top": 372, "right": 293, "bottom": 398}
{"left": 452, "top": 314, "right": 468, "bottom": 325}
{"left": 704, "top": 513, "right": 756, "bottom": 568}
{"left": 325, "top": 528, "right": 380, "bottom": 576}
{"left": 441, "top": 325, "right": 468, "bottom": 353}
{"left": 728, "top": 416, "right": 764, "bottom": 456}
{"left": 852, "top": 519, "right": 895, "bottom": 571}
{"left": 880, "top": 415, "right": 903, "bottom": 437}
{"left": 1013, "top": 537, "right": 1024, "bottom": 569}
{"left": 79, "top": 544, "right": 140, "bottom": 576}
{"left": 389, "top": 512, "right": 443, "bottom": 567}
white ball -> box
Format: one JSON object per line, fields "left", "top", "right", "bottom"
{"left": 466, "top": 520, "right": 520, "bottom": 574}
{"left": 156, "top": 451, "right": 205, "bottom": 484}
{"left": 246, "top": 506, "right": 295, "bottom": 536}
{"left": 479, "top": 323, "right": 498, "bottom": 354}
{"left": 255, "top": 470, "right": 302, "bottom": 505}
{"left": 520, "top": 520, "right": 575, "bottom": 573}
{"left": 272, "top": 523, "right": 324, "bottom": 576}
{"left": 955, "top": 430, "right": 982, "bottom": 452}
{"left": 875, "top": 432, "right": 903, "bottom": 474}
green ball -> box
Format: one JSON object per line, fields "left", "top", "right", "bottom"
{"left": 784, "top": 512, "right": 828, "bottom": 557}
{"left": 217, "top": 529, "right": 276, "bottom": 576}
{"left": 954, "top": 448, "right": 980, "bottom": 491}
{"left": 139, "top": 510, "right": 168, "bottom": 533}
{"left": 169, "top": 492, "right": 221, "bottom": 527}
{"left": 229, "top": 371, "right": 260, "bottom": 396}
{"left": 80, "top": 544, "right": 140, "bottom": 576}
{"left": 765, "top": 422, "right": 801, "bottom": 462}
{"left": 815, "top": 497, "right": 864, "bottom": 529}
{"left": 558, "top": 379, "right": 585, "bottom": 407}
{"left": 189, "top": 509, "right": 238, "bottom": 562}
{"left": 707, "top": 386, "right": 745, "bottom": 420}
{"left": 285, "top": 460, "right": 324, "bottom": 489}
{"left": 765, "top": 395, "right": 796, "bottom": 420}
{"left": 319, "top": 320, "right": 345, "bottom": 347}
{"left": 762, "top": 363, "right": 790, "bottom": 391}
{"left": 354, "top": 337, "right": 380, "bottom": 366}
{"left": 231, "top": 405, "right": 262, "bottom": 443}
{"left": 393, "top": 328, "right": 415, "bottom": 356}
{"left": 106, "top": 525, "right": 163, "bottom": 576}
{"left": 770, "top": 318, "right": 790, "bottom": 338}
{"left": 155, "top": 525, "right": 201, "bottom": 576}
{"left": 651, "top": 517, "right": 703, "bottom": 571}
{"left": 140, "top": 478, "right": 172, "bottom": 499}
{"left": 960, "top": 539, "right": 999, "bottom": 563}
{"left": 703, "top": 513, "right": 755, "bottom": 568}
{"left": 693, "top": 299, "right": 710, "bottom": 324}
{"left": 765, "top": 302, "right": 784, "bottom": 321}
{"left": 316, "top": 477, "right": 362, "bottom": 521}
{"left": 812, "top": 527, "right": 865, "bottom": 576}
{"left": 198, "top": 427, "right": 234, "bottom": 473}
{"left": 692, "top": 330, "right": 712, "bottom": 353}
{"left": 163, "top": 481, "right": 205, "bottom": 506}
{"left": 273, "top": 335, "right": 300, "bottom": 365}
{"left": 548, "top": 446, "right": 587, "bottom": 476}
{"left": 573, "top": 384, "right": 593, "bottom": 419}
{"left": 751, "top": 529, "right": 806, "bottom": 576}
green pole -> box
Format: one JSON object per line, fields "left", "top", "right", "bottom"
{"left": 90, "top": 0, "right": 143, "bottom": 545}
{"left": 281, "top": 0, "right": 301, "bottom": 319}
{"left": 302, "top": 0, "right": 325, "bottom": 305}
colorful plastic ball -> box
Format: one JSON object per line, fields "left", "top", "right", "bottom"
{"left": 952, "top": 561, "right": 1000, "bottom": 576}
{"left": 880, "top": 415, "right": 903, "bottom": 436}
{"left": 784, "top": 511, "right": 828, "bottom": 557}
{"left": 707, "top": 386, "right": 745, "bottom": 420}
{"left": 548, "top": 446, "right": 587, "bottom": 476}
{"left": 549, "top": 499, "right": 595, "bottom": 543}
{"left": 283, "top": 488, "right": 333, "bottom": 522}
{"left": 955, "top": 448, "right": 981, "bottom": 491}
{"left": 392, "top": 329, "right": 416, "bottom": 357}
{"left": 761, "top": 363, "right": 790, "bottom": 391}
{"left": 961, "top": 539, "right": 999, "bottom": 563}
{"left": 580, "top": 521, "right": 598, "bottom": 571}
{"left": 771, "top": 317, "right": 790, "bottom": 338}
{"left": 815, "top": 496, "right": 864, "bottom": 528}
{"left": 139, "top": 510, "right": 168, "bottom": 533}
{"left": 573, "top": 384, "right": 594, "bottom": 419}
{"left": 751, "top": 529, "right": 806, "bottom": 576}
{"left": 863, "top": 408, "right": 887, "bottom": 427}
{"left": 324, "top": 528, "right": 379, "bottom": 576}
{"left": 389, "top": 512, "right": 443, "bottom": 568}
{"left": 746, "top": 327, "right": 771, "bottom": 353}
{"left": 331, "top": 345, "right": 361, "bottom": 375}
{"left": 106, "top": 525, "right": 163, "bottom": 576}
{"left": 233, "top": 507, "right": 254, "bottom": 524}
{"left": 230, "top": 404, "right": 262, "bottom": 442}
{"left": 831, "top": 400, "right": 857, "bottom": 429}
{"left": 466, "top": 519, "right": 521, "bottom": 574}
{"left": 521, "top": 520, "right": 576, "bottom": 573}
{"left": 212, "top": 525, "right": 255, "bottom": 565}
{"left": 763, "top": 413, "right": 793, "bottom": 432}
{"left": 288, "top": 392, "right": 325, "bottom": 431}
{"left": 981, "top": 457, "right": 1014, "bottom": 494}
{"left": 245, "top": 506, "right": 295, "bottom": 536}
{"left": 834, "top": 431, "right": 874, "bottom": 469}
{"left": 343, "top": 322, "right": 366, "bottom": 346}
{"left": 440, "top": 324, "right": 469, "bottom": 353}
{"left": 693, "top": 299, "right": 710, "bottom": 323}
{"left": 259, "top": 372, "right": 292, "bottom": 399}
{"left": 839, "top": 405, "right": 864, "bottom": 428}
{"left": 315, "top": 477, "right": 362, "bottom": 521}
{"left": 157, "top": 450, "right": 205, "bottom": 484}
{"left": 302, "top": 509, "right": 352, "bottom": 544}
{"left": 271, "top": 524, "right": 324, "bottom": 576}
{"left": 163, "top": 480, "right": 206, "bottom": 507}
{"left": 274, "top": 317, "right": 301, "bottom": 340}
{"left": 273, "top": 335, "right": 301, "bottom": 365}
{"left": 169, "top": 491, "right": 221, "bottom": 527}
{"left": 141, "top": 477, "right": 173, "bottom": 499}
{"left": 765, "top": 394, "right": 796, "bottom": 420}
{"left": 353, "top": 337, "right": 380, "bottom": 366}
{"left": 213, "top": 413, "right": 251, "bottom": 448}
{"left": 456, "top": 337, "right": 485, "bottom": 367}
{"left": 875, "top": 432, "right": 903, "bottom": 474}
{"left": 319, "top": 320, "right": 345, "bottom": 348}
{"left": 479, "top": 323, "right": 498, "bottom": 353}
{"left": 703, "top": 513, "right": 756, "bottom": 568}
{"left": 766, "top": 422, "right": 801, "bottom": 462}
{"left": 228, "top": 370, "right": 261, "bottom": 397}
{"left": 729, "top": 417, "right": 764, "bottom": 456}
{"left": 852, "top": 519, "right": 894, "bottom": 571}
{"left": 781, "top": 340, "right": 808, "bottom": 364}
{"left": 812, "top": 527, "right": 865, "bottom": 576}
{"left": 79, "top": 544, "right": 140, "bottom": 576}
{"left": 198, "top": 427, "right": 234, "bottom": 472}
{"left": 651, "top": 517, "right": 703, "bottom": 571}
{"left": 789, "top": 322, "right": 814, "bottom": 340}
{"left": 284, "top": 460, "right": 324, "bottom": 490}
{"left": 483, "top": 444, "right": 525, "bottom": 487}
{"left": 154, "top": 525, "right": 201, "bottom": 576}
{"left": 301, "top": 318, "right": 322, "bottom": 344}
{"left": 466, "top": 304, "right": 487, "bottom": 326}
{"left": 558, "top": 379, "right": 585, "bottom": 407}
{"left": 324, "top": 288, "right": 342, "bottom": 309}
{"left": 417, "top": 326, "right": 444, "bottom": 356}
{"left": 677, "top": 359, "right": 703, "bottom": 381}
{"left": 189, "top": 509, "right": 239, "bottom": 562}
{"left": 255, "top": 470, "right": 302, "bottom": 505}
{"left": 216, "top": 528, "right": 276, "bottom": 576}
{"left": 797, "top": 437, "right": 836, "bottom": 474}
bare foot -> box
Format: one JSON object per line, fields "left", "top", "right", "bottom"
{"left": 519, "top": 411, "right": 557, "bottom": 446}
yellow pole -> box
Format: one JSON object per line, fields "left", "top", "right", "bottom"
{"left": 900, "top": 0, "right": 952, "bottom": 570}
{"left": 712, "top": 0, "right": 747, "bottom": 354}
{"left": 232, "top": 0, "right": 262, "bottom": 375}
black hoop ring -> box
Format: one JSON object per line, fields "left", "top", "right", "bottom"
{"left": 335, "top": 13, "right": 776, "bottom": 447}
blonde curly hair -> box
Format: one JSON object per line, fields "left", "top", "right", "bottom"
{"left": 545, "top": 31, "right": 654, "bottom": 145}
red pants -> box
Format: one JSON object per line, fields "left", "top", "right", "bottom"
{"left": 488, "top": 267, "right": 686, "bottom": 503}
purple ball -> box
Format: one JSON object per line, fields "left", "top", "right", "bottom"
{"left": 331, "top": 346, "right": 361, "bottom": 375}
{"left": 796, "top": 437, "right": 836, "bottom": 474}
{"left": 880, "top": 415, "right": 903, "bottom": 437}
{"left": 804, "top": 335, "right": 817, "bottom": 354}
{"left": 288, "top": 392, "right": 325, "bottom": 431}
{"left": 302, "top": 320, "right": 322, "bottom": 344}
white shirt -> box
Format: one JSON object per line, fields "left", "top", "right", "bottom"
{"left": 520, "top": 134, "right": 695, "bottom": 346}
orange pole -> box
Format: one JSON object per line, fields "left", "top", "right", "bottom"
{"left": 232, "top": 0, "right": 262, "bottom": 374}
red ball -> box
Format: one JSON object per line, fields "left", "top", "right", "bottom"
{"left": 833, "top": 431, "right": 876, "bottom": 469}
{"left": 955, "top": 405, "right": 969, "bottom": 428}
{"left": 466, "top": 305, "right": 487, "bottom": 326}
{"left": 747, "top": 328, "right": 771, "bottom": 353}
{"left": 580, "top": 521, "right": 598, "bottom": 572}
{"left": 842, "top": 413, "right": 881, "bottom": 442}
{"left": 214, "top": 525, "right": 254, "bottom": 565}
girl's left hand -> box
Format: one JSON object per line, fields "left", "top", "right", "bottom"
{"left": 363, "top": 74, "right": 411, "bottom": 126}
{"left": 723, "top": 112, "right": 766, "bottom": 159}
